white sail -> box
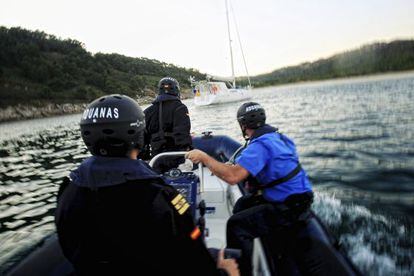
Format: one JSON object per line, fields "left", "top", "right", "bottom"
{"left": 193, "top": 0, "right": 251, "bottom": 106}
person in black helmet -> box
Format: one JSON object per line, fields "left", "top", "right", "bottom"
{"left": 186, "top": 102, "right": 313, "bottom": 276}
{"left": 55, "top": 94, "right": 238, "bottom": 276}
{"left": 142, "top": 77, "right": 192, "bottom": 173}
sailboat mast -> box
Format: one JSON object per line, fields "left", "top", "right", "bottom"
{"left": 225, "top": 0, "right": 236, "bottom": 88}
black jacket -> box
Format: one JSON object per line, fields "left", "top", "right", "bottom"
{"left": 143, "top": 94, "right": 192, "bottom": 157}
{"left": 55, "top": 156, "right": 222, "bottom": 275}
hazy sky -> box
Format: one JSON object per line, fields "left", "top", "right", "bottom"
{"left": 1, "top": 0, "right": 413, "bottom": 76}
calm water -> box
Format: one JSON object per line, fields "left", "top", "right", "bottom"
{"left": 1, "top": 72, "right": 414, "bottom": 275}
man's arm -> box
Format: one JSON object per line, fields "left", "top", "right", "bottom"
{"left": 186, "top": 149, "right": 249, "bottom": 185}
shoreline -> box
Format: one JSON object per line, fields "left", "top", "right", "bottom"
{"left": 0, "top": 92, "right": 194, "bottom": 123}
{"left": 258, "top": 69, "right": 414, "bottom": 89}
{"left": 0, "top": 103, "right": 86, "bottom": 123}
{"left": 1, "top": 70, "right": 414, "bottom": 123}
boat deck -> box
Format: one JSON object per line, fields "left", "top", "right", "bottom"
{"left": 195, "top": 166, "right": 243, "bottom": 249}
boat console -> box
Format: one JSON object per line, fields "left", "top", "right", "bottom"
{"left": 163, "top": 169, "right": 200, "bottom": 218}
{"left": 149, "top": 151, "right": 202, "bottom": 219}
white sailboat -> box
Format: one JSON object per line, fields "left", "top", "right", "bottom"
{"left": 193, "top": 0, "right": 252, "bottom": 106}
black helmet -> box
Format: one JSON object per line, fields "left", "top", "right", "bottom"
{"left": 158, "top": 77, "right": 180, "bottom": 97}
{"left": 237, "top": 102, "right": 266, "bottom": 129}
{"left": 80, "top": 94, "right": 145, "bottom": 157}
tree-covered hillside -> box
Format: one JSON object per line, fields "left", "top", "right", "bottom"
{"left": 245, "top": 40, "right": 414, "bottom": 87}
{"left": 0, "top": 26, "right": 205, "bottom": 106}
{"left": 1, "top": 26, "right": 414, "bottom": 108}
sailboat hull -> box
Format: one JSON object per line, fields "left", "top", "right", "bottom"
{"left": 193, "top": 82, "right": 251, "bottom": 106}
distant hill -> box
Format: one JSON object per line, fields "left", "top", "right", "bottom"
{"left": 0, "top": 26, "right": 205, "bottom": 107}
{"left": 1, "top": 26, "right": 414, "bottom": 108}
{"left": 246, "top": 40, "right": 414, "bottom": 87}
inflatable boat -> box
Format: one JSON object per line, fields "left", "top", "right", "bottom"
{"left": 7, "top": 133, "right": 360, "bottom": 276}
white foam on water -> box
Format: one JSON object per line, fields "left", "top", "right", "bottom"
{"left": 342, "top": 232, "right": 396, "bottom": 276}
{"left": 312, "top": 191, "right": 413, "bottom": 276}
{"left": 312, "top": 191, "right": 342, "bottom": 225}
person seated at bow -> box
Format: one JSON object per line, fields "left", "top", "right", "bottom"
{"left": 142, "top": 77, "right": 192, "bottom": 173}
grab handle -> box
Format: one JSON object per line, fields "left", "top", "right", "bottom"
{"left": 148, "top": 151, "right": 188, "bottom": 167}
{"left": 148, "top": 151, "right": 204, "bottom": 194}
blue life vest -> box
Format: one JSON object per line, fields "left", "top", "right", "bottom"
{"left": 236, "top": 125, "right": 312, "bottom": 202}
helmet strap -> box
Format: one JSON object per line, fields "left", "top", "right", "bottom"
{"left": 240, "top": 125, "right": 250, "bottom": 141}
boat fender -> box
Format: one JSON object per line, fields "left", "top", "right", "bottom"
{"left": 192, "top": 134, "right": 242, "bottom": 162}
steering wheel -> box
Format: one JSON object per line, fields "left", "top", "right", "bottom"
{"left": 165, "top": 167, "right": 183, "bottom": 178}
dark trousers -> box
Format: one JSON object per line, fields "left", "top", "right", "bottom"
{"left": 226, "top": 193, "right": 313, "bottom": 276}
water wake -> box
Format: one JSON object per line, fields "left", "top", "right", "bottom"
{"left": 313, "top": 191, "right": 413, "bottom": 276}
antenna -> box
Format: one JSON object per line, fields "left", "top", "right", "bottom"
{"left": 229, "top": 0, "right": 251, "bottom": 88}
{"left": 225, "top": 0, "right": 236, "bottom": 88}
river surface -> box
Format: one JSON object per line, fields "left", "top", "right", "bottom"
{"left": 1, "top": 72, "right": 413, "bottom": 275}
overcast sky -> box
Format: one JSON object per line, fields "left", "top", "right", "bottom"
{"left": 1, "top": 0, "right": 414, "bottom": 76}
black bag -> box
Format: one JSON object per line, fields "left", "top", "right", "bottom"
{"left": 150, "top": 132, "right": 167, "bottom": 154}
